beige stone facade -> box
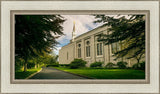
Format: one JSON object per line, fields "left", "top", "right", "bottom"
{"left": 59, "top": 25, "right": 143, "bottom": 67}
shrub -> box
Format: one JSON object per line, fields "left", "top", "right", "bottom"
{"left": 90, "top": 62, "right": 103, "bottom": 68}
{"left": 70, "top": 59, "right": 87, "bottom": 69}
{"left": 132, "top": 61, "right": 145, "bottom": 70}
{"left": 139, "top": 61, "right": 145, "bottom": 70}
{"left": 105, "top": 62, "right": 115, "bottom": 69}
{"left": 117, "top": 61, "right": 127, "bottom": 69}
{"left": 15, "top": 59, "right": 24, "bottom": 71}
{"left": 46, "top": 63, "right": 59, "bottom": 67}
{"left": 27, "top": 62, "right": 35, "bottom": 69}
{"left": 132, "top": 63, "right": 139, "bottom": 69}
{"left": 59, "top": 64, "right": 70, "bottom": 67}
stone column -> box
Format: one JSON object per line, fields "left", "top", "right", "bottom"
{"left": 81, "top": 39, "right": 85, "bottom": 59}
{"left": 90, "top": 35, "right": 95, "bottom": 63}
{"left": 73, "top": 42, "right": 76, "bottom": 59}
{"left": 74, "top": 42, "right": 77, "bottom": 58}
{"left": 108, "top": 45, "right": 111, "bottom": 62}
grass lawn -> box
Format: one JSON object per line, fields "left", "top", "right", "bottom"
{"left": 53, "top": 67, "right": 145, "bottom": 79}
{"left": 15, "top": 68, "right": 41, "bottom": 79}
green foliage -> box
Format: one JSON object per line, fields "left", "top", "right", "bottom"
{"left": 15, "top": 57, "right": 24, "bottom": 71}
{"left": 15, "top": 15, "right": 65, "bottom": 71}
{"left": 132, "top": 61, "right": 145, "bottom": 70}
{"left": 105, "top": 62, "right": 115, "bottom": 69}
{"left": 90, "top": 62, "right": 103, "bottom": 68}
{"left": 59, "top": 64, "right": 70, "bottom": 67}
{"left": 132, "top": 63, "right": 139, "bottom": 69}
{"left": 27, "top": 62, "right": 35, "bottom": 69}
{"left": 15, "top": 53, "right": 58, "bottom": 72}
{"left": 42, "top": 54, "right": 58, "bottom": 65}
{"left": 70, "top": 59, "right": 87, "bottom": 69}
{"left": 46, "top": 63, "right": 59, "bottom": 67}
{"left": 15, "top": 15, "right": 65, "bottom": 58}
{"left": 139, "top": 61, "right": 145, "bottom": 70}
{"left": 94, "top": 15, "right": 145, "bottom": 61}
{"left": 117, "top": 61, "right": 128, "bottom": 69}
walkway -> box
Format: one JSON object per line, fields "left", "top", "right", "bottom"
{"left": 29, "top": 67, "right": 86, "bottom": 79}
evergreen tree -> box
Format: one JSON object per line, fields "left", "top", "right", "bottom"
{"left": 94, "top": 15, "right": 145, "bottom": 64}
{"left": 15, "top": 15, "right": 65, "bottom": 71}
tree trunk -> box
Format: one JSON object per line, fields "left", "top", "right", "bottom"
{"left": 35, "top": 62, "right": 37, "bottom": 69}
{"left": 24, "top": 58, "right": 28, "bottom": 72}
{"left": 35, "top": 64, "right": 37, "bottom": 69}
{"left": 38, "top": 64, "right": 39, "bottom": 68}
{"left": 136, "top": 53, "right": 143, "bottom": 67}
{"left": 108, "top": 44, "right": 110, "bottom": 62}
{"left": 107, "top": 31, "right": 110, "bottom": 62}
{"left": 137, "top": 59, "right": 140, "bottom": 67}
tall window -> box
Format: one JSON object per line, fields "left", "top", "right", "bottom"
{"left": 86, "top": 41, "right": 90, "bottom": 57}
{"left": 78, "top": 44, "right": 81, "bottom": 58}
{"left": 97, "top": 42, "right": 103, "bottom": 55}
{"left": 78, "top": 48, "right": 81, "bottom": 58}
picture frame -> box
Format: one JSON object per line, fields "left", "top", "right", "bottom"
{"left": 11, "top": 10, "right": 150, "bottom": 84}
{"left": 1, "top": 0, "right": 159, "bottom": 94}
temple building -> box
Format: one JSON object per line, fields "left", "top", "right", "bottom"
{"left": 59, "top": 22, "right": 143, "bottom": 67}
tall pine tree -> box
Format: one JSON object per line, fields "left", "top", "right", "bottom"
{"left": 15, "top": 15, "right": 65, "bottom": 71}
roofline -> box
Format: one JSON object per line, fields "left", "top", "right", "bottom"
{"left": 61, "top": 42, "right": 72, "bottom": 48}
{"left": 74, "top": 25, "right": 106, "bottom": 39}
{"left": 60, "top": 24, "right": 106, "bottom": 48}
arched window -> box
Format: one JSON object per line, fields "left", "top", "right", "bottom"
{"left": 78, "top": 44, "right": 81, "bottom": 58}
{"left": 86, "top": 41, "right": 90, "bottom": 57}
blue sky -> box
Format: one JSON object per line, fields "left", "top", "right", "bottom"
{"left": 54, "top": 15, "right": 103, "bottom": 55}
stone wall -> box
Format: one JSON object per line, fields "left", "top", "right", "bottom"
{"left": 59, "top": 43, "right": 75, "bottom": 64}
{"left": 59, "top": 26, "right": 145, "bottom": 67}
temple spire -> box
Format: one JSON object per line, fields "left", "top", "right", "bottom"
{"left": 73, "top": 21, "right": 75, "bottom": 32}
{"left": 72, "top": 21, "right": 76, "bottom": 42}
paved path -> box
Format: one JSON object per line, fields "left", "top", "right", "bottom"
{"left": 29, "top": 67, "right": 86, "bottom": 79}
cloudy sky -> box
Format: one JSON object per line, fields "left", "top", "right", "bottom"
{"left": 54, "top": 15, "right": 103, "bottom": 55}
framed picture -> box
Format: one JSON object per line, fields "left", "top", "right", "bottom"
{"left": 1, "top": 0, "right": 159, "bottom": 94}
